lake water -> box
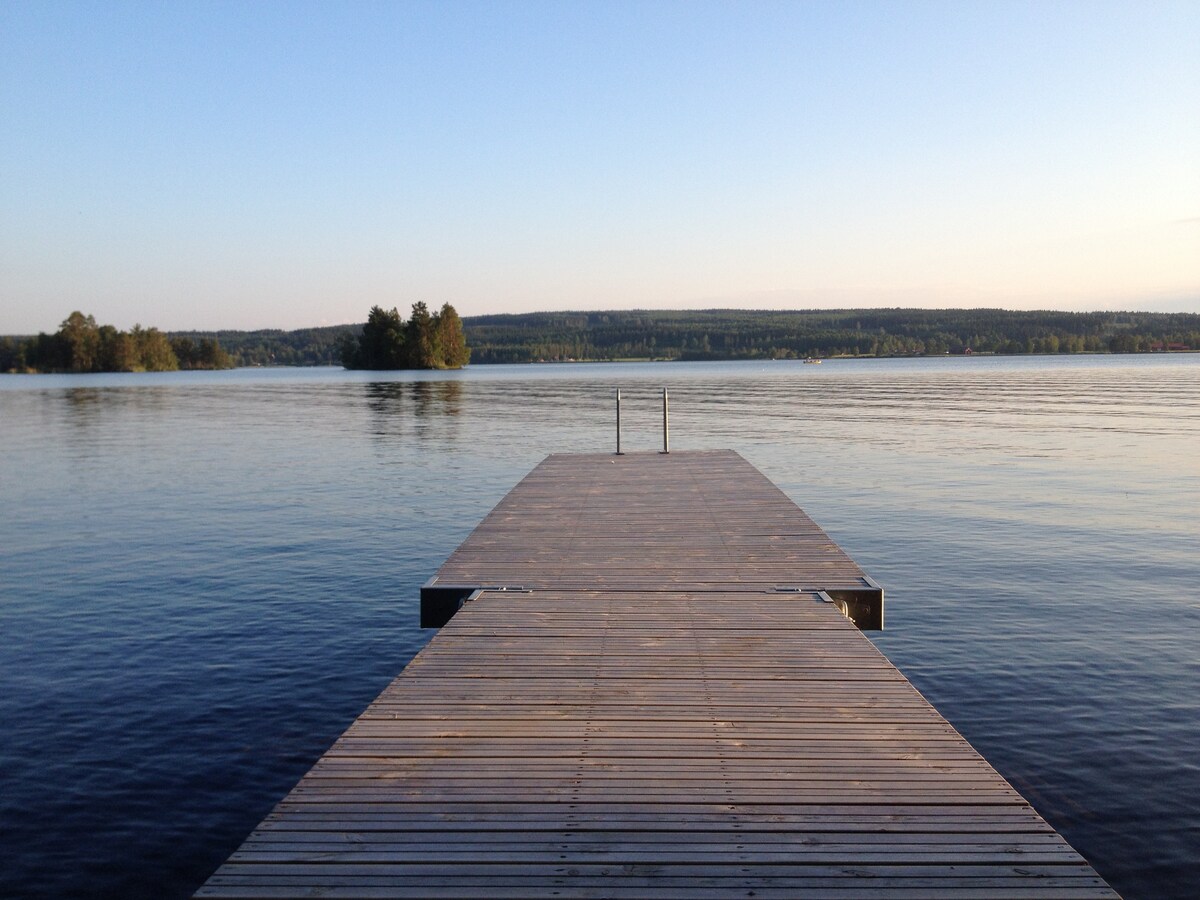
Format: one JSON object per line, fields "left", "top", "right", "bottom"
{"left": 1, "top": 355, "right": 1198, "bottom": 899}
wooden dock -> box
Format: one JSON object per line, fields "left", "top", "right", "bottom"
{"left": 196, "top": 450, "right": 1116, "bottom": 899}
{"left": 420, "top": 450, "right": 882, "bottom": 629}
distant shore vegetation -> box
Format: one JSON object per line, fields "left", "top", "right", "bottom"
{"left": 340, "top": 302, "right": 470, "bottom": 370}
{"left": 3, "top": 307, "right": 1198, "bottom": 372}
{"left": 1, "top": 311, "right": 233, "bottom": 373}
{"left": 461, "top": 308, "right": 1200, "bottom": 363}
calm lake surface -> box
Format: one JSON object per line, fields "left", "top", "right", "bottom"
{"left": 2, "top": 355, "right": 1198, "bottom": 899}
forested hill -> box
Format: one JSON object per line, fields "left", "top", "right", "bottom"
{"left": 462, "top": 308, "right": 1200, "bottom": 363}
{"left": 6, "top": 307, "right": 1198, "bottom": 371}
{"left": 166, "top": 325, "right": 352, "bottom": 367}
{"left": 168, "top": 307, "right": 1199, "bottom": 367}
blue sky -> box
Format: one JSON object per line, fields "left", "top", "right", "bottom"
{"left": 2, "top": 0, "right": 1197, "bottom": 333}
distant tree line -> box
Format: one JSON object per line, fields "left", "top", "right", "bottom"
{"left": 177, "top": 325, "right": 353, "bottom": 367}
{"left": 340, "top": 302, "right": 470, "bottom": 369}
{"left": 1, "top": 312, "right": 232, "bottom": 373}
{"left": 5, "top": 307, "right": 1197, "bottom": 373}
{"left": 461, "top": 308, "right": 1200, "bottom": 363}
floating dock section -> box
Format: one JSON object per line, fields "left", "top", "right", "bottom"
{"left": 419, "top": 450, "right": 882, "bottom": 629}
{"left": 197, "top": 450, "right": 1116, "bottom": 899}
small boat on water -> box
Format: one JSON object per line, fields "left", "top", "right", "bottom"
{"left": 803, "top": 357, "right": 822, "bottom": 364}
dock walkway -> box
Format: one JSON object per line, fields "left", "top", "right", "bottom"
{"left": 197, "top": 450, "right": 1116, "bottom": 898}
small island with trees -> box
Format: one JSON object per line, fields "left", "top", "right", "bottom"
{"left": 340, "top": 302, "right": 470, "bottom": 370}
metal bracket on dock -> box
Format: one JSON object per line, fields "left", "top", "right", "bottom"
{"left": 823, "top": 576, "right": 885, "bottom": 631}
{"left": 421, "top": 582, "right": 533, "bottom": 627}
{"left": 419, "top": 580, "right": 478, "bottom": 628}
{"left": 773, "top": 580, "right": 883, "bottom": 630}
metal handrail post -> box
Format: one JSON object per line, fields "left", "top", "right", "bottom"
{"left": 661, "top": 388, "right": 670, "bottom": 454}
{"left": 615, "top": 388, "right": 624, "bottom": 455}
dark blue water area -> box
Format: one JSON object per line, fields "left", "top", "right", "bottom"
{"left": 0, "top": 375, "right": 512, "bottom": 898}
{"left": 2, "top": 357, "right": 1198, "bottom": 898}
{"left": 859, "top": 509, "right": 1200, "bottom": 896}
{"left": 767, "top": 466, "right": 1200, "bottom": 898}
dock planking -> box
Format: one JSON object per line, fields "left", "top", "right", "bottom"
{"left": 196, "top": 451, "right": 1116, "bottom": 898}
{"left": 421, "top": 450, "right": 882, "bottom": 628}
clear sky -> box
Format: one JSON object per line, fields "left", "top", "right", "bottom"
{"left": 2, "top": 0, "right": 1197, "bottom": 333}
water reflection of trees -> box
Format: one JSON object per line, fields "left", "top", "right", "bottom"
{"left": 365, "top": 382, "right": 406, "bottom": 414}
{"left": 365, "top": 381, "right": 463, "bottom": 415}
{"left": 60, "top": 386, "right": 171, "bottom": 426}
{"left": 55, "top": 387, "right": 174, "bottom": 473}
{"left": 63, "top": 387, "right": 106, "bottom": 420}
{"left": 411, "top": 381, "right": 462, "bottom": 418}
{"left": 365, "top": 380, "right": 463, "bottom": 441}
